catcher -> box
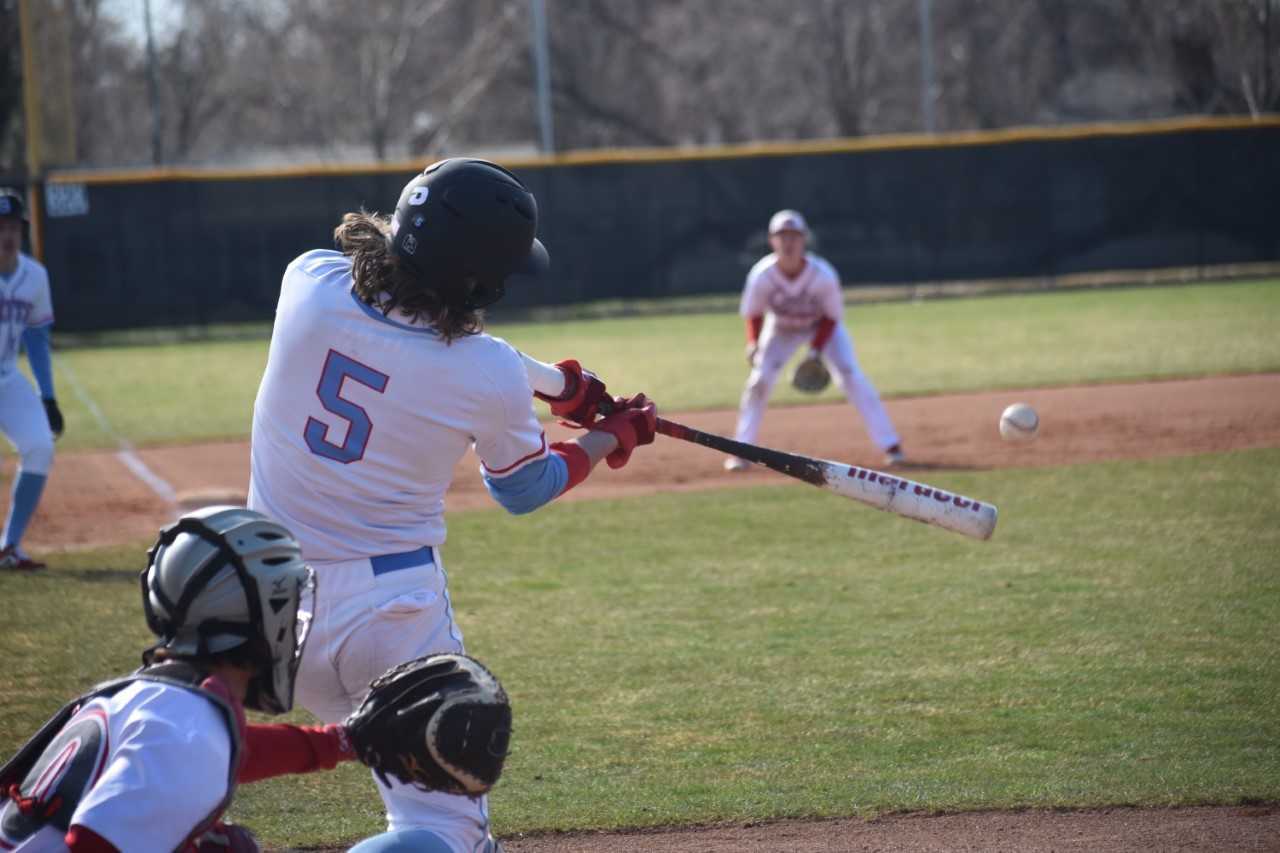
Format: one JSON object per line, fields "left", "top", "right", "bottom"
{"left": 0, "top": 506, "right": 511, "bottom": 853}
{"left": 725, "top": 209, "right": 904, "bottom": 471}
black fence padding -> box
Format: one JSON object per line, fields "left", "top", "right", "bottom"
{"left": 39, "top": 124, "right": 1280, "bottom": 331}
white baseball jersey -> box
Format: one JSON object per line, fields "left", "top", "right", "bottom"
{"left": 739, "top": 252, "right": 844, "bottom": 332}
{"left": 249, "top": 249, "right": 548, "bottom": 563}
{"left": 0, "top": 681, "right": 233, "bottom": 853}
{"left": 0, "top": 254, "right": 54, "bottom": 379}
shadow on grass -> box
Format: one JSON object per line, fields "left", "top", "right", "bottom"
{"left": 892, "top": 460, "right": 992, "bottom": 473}
{"left": 48, "top": 568, "right": 139, "bottom": 584}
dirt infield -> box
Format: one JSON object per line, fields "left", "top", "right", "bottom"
{"left": 500, "top": 806, "right": 1280, "bottom": 852}
{"left": 6, "top": 373, "right": 1280, "bottom": 851}
{"left": 11, "top": 373, "right": 1280, "bottom": 553}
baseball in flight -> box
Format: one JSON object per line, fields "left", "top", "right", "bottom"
{"left": 999, "top": 403, "right": 1040, "bottom": 442}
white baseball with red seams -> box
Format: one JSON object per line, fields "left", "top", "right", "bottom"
{"left": 999, "top": 403, "right": 1040, "bottom": 442}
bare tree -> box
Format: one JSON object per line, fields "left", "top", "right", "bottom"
{"left": 59, "top": 0, "right": 152, "bottom": 167}
{"left": 262, "top": 0, "right": 528, "bottom": 162}
{"left": 0, "top": 0, "right": 22, "bottom": 173}
{"left": 13, "top": 0, "right": 1272, "bottom": 170}
{"left": 539, "top": 0, "right": 685, "bottom": 149}
{"left": 153, "top": 0, "right": 254, "bottom": 163}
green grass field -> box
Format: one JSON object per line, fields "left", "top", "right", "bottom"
{"left": 1, "top": 453, "right": 1277, "bottom": 846}
{"left": 2, "top": 278, "right": 1278, "bottom": 848}
{"left": 43, "top": 279, "right": 1280, "bottom": 451}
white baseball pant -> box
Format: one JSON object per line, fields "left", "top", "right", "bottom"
{"left": 1, "top": 369, "right": 55, "bottom": 474}
{"left": 294, "top": 547, "right": 497, "bottom": 853}
{"left": 733, "top": 317, "right": 900, "bottom": 451}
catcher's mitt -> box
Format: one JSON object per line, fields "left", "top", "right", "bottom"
{"left": 791, "top": 353, "right": 831, "bottom": 393}
{"left": 343, "top": 653, "right": 512, "bottom": 797}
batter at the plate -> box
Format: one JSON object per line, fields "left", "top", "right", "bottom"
{"left": 248, "top": 158, "right": 654, "bottom": 853}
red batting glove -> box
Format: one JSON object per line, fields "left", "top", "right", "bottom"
{"left": 591, "top": 393, "right": 657, "bottom": 469}
{"left": 534, "top": 359, "right": 610, "bottom": 427}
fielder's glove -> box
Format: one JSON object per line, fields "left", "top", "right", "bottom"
{"left": 343, "top": 653, "right": 512, "bottom": 798}
{"left": 791, "top": 351, "right": 831, "bottom": 394}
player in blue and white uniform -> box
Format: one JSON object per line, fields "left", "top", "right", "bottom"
{"left": 0, "top": 189, "right": 64, "bottom": 572}
{"left": 248, "top": 158, "right": 656, "bottom": 853}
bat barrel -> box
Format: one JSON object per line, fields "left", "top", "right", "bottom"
{"left": 821, "top": 461, "right": 998, "bottom": 541}
{"left": 656, "top": 417, "right": 998, "bottom": 541}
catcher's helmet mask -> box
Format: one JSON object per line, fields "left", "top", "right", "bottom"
{"left": 141, "top": 506, "right": 316, "bottom": 715}
{"left": 390, "top": 158, "right": 549, "bottom": 311}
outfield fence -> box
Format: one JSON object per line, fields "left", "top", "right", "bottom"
{"left": 18, "top": 115, "right": 1280, "bottom": 332}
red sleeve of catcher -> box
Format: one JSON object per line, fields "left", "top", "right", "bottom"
{"left": 551, "top": 441, "right": 591, "bottom": 494}
{"left": 66, "top": 824, "right": 120, "bottom": 852}
{"left": 745, "top": 315, "right": 764, "bottom": 344}
{"left": 809, "top": 316, "right": 836, "bottom": 353}
{"left": 237, "top": 723, "right": 355, "bottom": 784}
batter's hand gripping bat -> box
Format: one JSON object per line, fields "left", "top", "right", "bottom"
{"left": 519, "top": 352, "right": 998, "bottom": 541}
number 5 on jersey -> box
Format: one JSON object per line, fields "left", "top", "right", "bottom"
{"left": 304, "top": 350, "right": 389, "bottom": 463}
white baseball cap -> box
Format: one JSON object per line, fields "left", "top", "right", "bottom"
{"left": 768, "top": 209, "right": 808, "bottom": 236}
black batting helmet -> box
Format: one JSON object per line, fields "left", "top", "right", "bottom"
{"left": 0, "top": 190, "right": 27, "bottom": 223}
{"left": 390, "top": 158, "right": 549, "bottom": 310}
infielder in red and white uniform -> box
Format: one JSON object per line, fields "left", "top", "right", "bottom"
{"left": 0, "top": 506, "right": 347, "bottom": 853}
{"left": 0, "top": 189, "right": 64, "bottom": 572}
{"left": 248, "top": 158, "right": 654, "bottom": 853}
{"left": 726, "top": 209, "right": 902, "bottom": 471}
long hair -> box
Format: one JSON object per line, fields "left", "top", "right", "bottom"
{"left": 142, "top": 637, "right": 261, "bottom": 671}
{"left": 334, "top": 211, "right": 483, "bottom": 342}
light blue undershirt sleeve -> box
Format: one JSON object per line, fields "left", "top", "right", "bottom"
{"left": 21, "top": 325, "right": 55, "bottom": 399}
{"left": 483, "top": 454, "right": 569, "bottom": 515}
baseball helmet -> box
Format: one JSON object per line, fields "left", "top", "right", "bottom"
{"left": 0, "top": 190, "right": 27, "bottom": 222}
{"left": 389, "top": 158, "right": 549, "bottom": 310}
{"left": 140, "top": 506, "right": 316, "bottom": 715}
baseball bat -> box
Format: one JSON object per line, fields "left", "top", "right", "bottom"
{"left": 519, "top": 352, "right": 996, "bottom": 540}
{"left": 656, "top": 418, "right": 997, "bottom": 540}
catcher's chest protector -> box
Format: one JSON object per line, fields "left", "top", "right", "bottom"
{"left": 0, "top": 664, "right": 243, "bottom": 851}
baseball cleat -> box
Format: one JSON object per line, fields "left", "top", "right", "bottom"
{"left": 0, "top": 545, "right": 47, "bottom": 572}
{"left": 883, "top": 444, "right": 905, "bottom": 467}
{"left": 723, "top": 456, "right": 751, "bottom": 472}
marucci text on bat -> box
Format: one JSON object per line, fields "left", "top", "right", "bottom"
{"left": 843, "top": 466, "right": 989, "bottom": 513}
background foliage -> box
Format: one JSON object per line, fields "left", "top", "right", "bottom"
{"left": 2, "top": 0, "right": 1278, "bottom": 171}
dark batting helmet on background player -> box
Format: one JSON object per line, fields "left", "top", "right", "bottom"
{"left": 247, "top": 157, "right": 653, "bottom": 852}
{"left": 0, "top": 190, "right": 28, "bottom": 224}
